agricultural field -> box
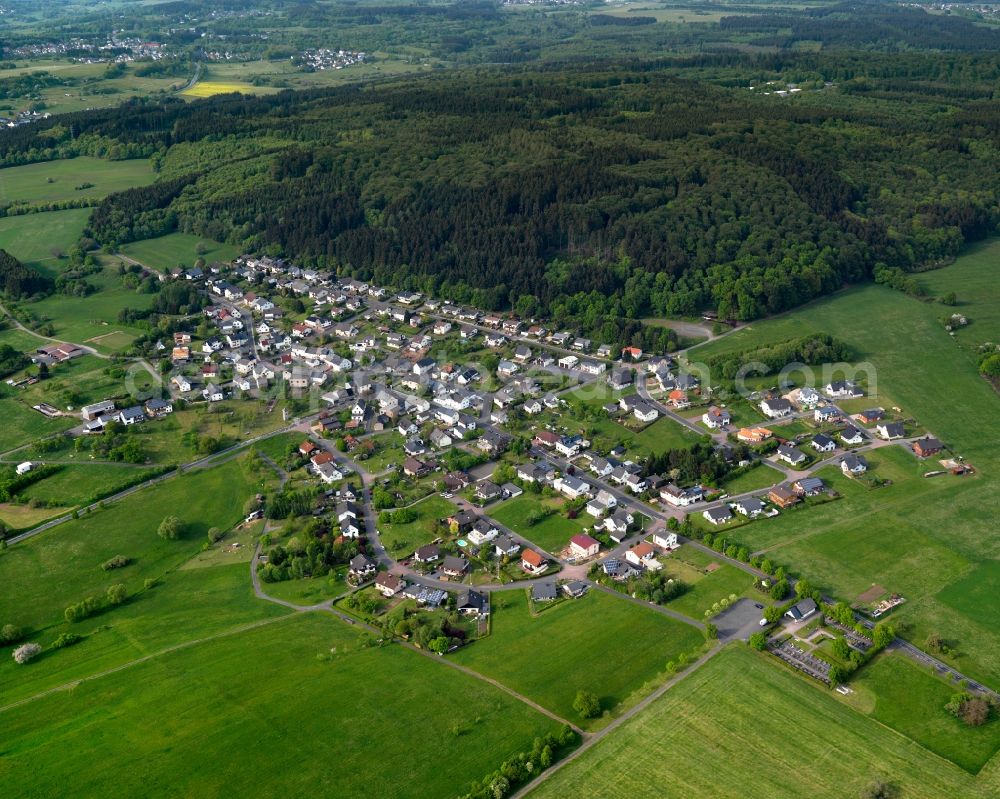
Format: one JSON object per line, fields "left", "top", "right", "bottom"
{"left": 0, "top": 208, "right": 91, "bottom": 277}
{"left": 120, "top": 232, "right": 239, "bottom": 272}
{"left": 0, "top": 613, "right": 562, "bottom": 799}
{"left": 182, "top": 80, "right": 270, "bottom": 98}
{"left": 0, "top": 325, "right": 43, "bottom": 353}
{"left": 0, "top": 455, "right": 260, "bottom": 633}
{"left": 919, "top": 238, "right": 1000, "bottom": 345}
{"left": 0, "top": 502, "right": 69, "bottom": 531}
{"left": 377, "top": 494, "right": 454, "bottom": 558}
{"left": 490, "top": 494, "right": 591, "bottom": 553}
{"left": 16, "top": 462, "right": 159, "bottom": 507}
{"left": 0, "top": 561, "right": 288, "bottom": 708}
{"left": 847, "top": 654, "right": 1000, "bottom": 774}
{"left": 0, "top": 157, "right": 154, "bottom": 207}
{"left": 452, "top": 589, "right": 705, "bottom": 727}
{"left": 528, "top": 645, "right": 999, "bottom": 799}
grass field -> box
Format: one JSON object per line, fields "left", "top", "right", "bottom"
{"left": 0, "top": 208, "right": 91, "bottom": 277}
{"left": 120, "top": 232, "right": 239, "bottom": 271}
{"left": 666, "top": 561, "right": 757, "bottom": 619}
{"left": 848, "top": 654, "right": 1000, "bottom": 774}
{"left": 0, "top": 397, "right": 77, "bottom": 453}
{"left": 0, "top": 561, "right": 289, "bottom": 707}
{"left": 528, "top": 645, "right": 1000, "bottom": 799}
{"left": 453, "top": 589, "right": 704, "bottom": 727}
{"left": 0, "top": 157, "right": 154, "bottom": 206}
{"left": 0, "top": 502, "right": 70, "bottom": 530}
{"left": 26, "top": 260, "right": 156, "bottom": 346}
{"left": 919, "top": 238, "right": 1000, "bottom": 345}
{"left": 0, "top": 325, "right": 46, "bottom": 352}
{"left": 0, "top": 613, "right": 562, "bottom": 798}
{"left": 378, "top": 494, "right": 455, "bottom": 558}
{"left": 16, "top": 463, "right": 159, "bottom": 507}
{"left": 721, "top": 463, "right": 782, "bottom": 494}
{"left": 490, "top": 494, "right": 591, "bottom": 553}
{"left": 0, "top": 455, "right": 261, "bottom": 633}
{"left": 935, "top": 560, "right": 1000, "bottom": 633}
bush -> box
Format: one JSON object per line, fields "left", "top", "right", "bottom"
{"left": 101, "top": 554, "right": 131, "bottom": 571}
{"left": 1, "top": 622, "right": 23, "bottom": 644}
{"left": 64, "top": 595, "right": 104, "bottom": 623}
{"left": 748, "top": 631, "right": 768, "bottom": 651}
{"left": 157, "top": 514, "right": 185, "bottom": 540}
{"left": 106, "top": 583, "right": 127, "bottom": 605}
{"left": 207, "top": 526, "right": 225, "bottom": 543}
{"left": 51, "top": 632, "right": 83, "bottom": 649}
{"left": 572, "top": 689, "right": 601, "bottom": 719}
{"left": 12, "top": 642, "right": 41, "bottom": 664}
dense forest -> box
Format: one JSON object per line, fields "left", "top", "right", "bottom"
{"left": 2, "top": 15, "right": 999, "bottom": 330}
{"left": 0, "top": 249, "right": 50, "bottom": 298}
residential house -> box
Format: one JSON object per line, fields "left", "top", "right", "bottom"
{"left": 876, "top": 421, "right": 905, "bottom": 440}
{"left": 348, "top": 554, "right": 376, "bottom": 580}
{"left": 520, "top": 549, "right": 548, "bottom": 575}
{"left": 531, "top": 583, "right": 558, "bottom": 602}
{"left": 811, "top": 434, "right": 837, "bottom": 453}
{"left": 652, "top": 529, "right": 679, "bottom": 550}
{"left": 825, "top": 381, "right": 863, "bottom": 399}
{"left": 475, "top": 480, "right": 502, "bottom": 503}
{"left": 494, "top": 535, "right": 521, "bottom": 558}
{"left": 737, "top": 427, "right": 773, "bottom": 444}
{"left": 441, "top": 556, "right": 469, "bottom": 578}
{"left": 413, "top": 544, "right": 440, "bottom": 563}
{"left": 814, "top": 406, "right": 841, "bottom": 424}
{"left": 456, "top": 589, "right": 488, "bottom": 616}
{"left": 626, "top": 542, "right": 662, "bottom": 571}
{"left": 776, "top": 444, "right": 808, "bottom": 467}
{"left": 702, "top": 406, "right": 731, "bottom": 429}
{"left": 703, "top": 506, "right": 733, "bottom": 526}
{"left": 569, "top": 534, "right": 600, "bottom": 559}
{"left": 913, "top": 437, "right": 943, "bottom": 458}
{"left": 840, "top": 426, "right": 866, "bottom": 446}
{"left": 734, "top": 497, "right": 767, "bottom": 518}
{"left": 785, "top": 598, "right": 818, "bottom": 622}
{"left": 840, "top": 453, "right": 869, "bottom": 476}
{"left": 768, "top": 484, "right": 801, "bottom": 508}
{"left": 761, "top": 397, "right": 793, "bottom": 419}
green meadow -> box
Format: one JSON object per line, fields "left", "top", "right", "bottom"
{"left": 0, "top": 456, "right": 260, "bottom": 634}
{"left": 377, "top": 494, "right": 454, "bottom": 558}
{"left": 490, "top": 494, "right": 591, "bottom": 553}
{"left": 453, "top": 589, "right": 704, "bottom": 727}
{"left": 121, "top": 232, "right": 239, "bottom": 272}
{"left": 0, "top": 613, "right": 561, "bottom": 799}
{"left": 849, "top": 654, "right": 1000, "bottom": 774}
{"left": 528, "top": 646, "right": 1000, "bottom": 799}
{"left": 0, "top": 208, "right": 91, "bottom": 277}
{"left": 0, "top": 157, "right": 155, "bottom": 206}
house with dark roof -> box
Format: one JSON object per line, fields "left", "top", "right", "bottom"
{"left": 456, "top": 589, "right": 489, "bottom": 616}
{"left": 784, "top": 598, "right": 818, "bottom": 622}
{"left": 531, "top": 583, "right": 558, "bottom": 602}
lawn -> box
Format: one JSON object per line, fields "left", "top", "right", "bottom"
{"left": 666, "top": 562, "right": 757, "bottom": 620}
{"left": 0, "top": 157, "right": 154, "bottom": 207}
{"left": 721, "top": 463, "right": 781, "bottom": 494}
{"left": 0, "top": 396, "right": 77, "bottom": 454}
{"left": 0, "top": 455, "right": 262, "bottom": 633}
{"left": 527, "top": 645, "right": 996, "bottom": 799}
{"left": 378, "top": 494, "right": 455, "bottom": 558}
{"left": 120, "top": 232, "right": 240, "bottom": 271}
{"left": 849, "top": 654, "right": 1000, "bottom": 774}
{"left": 0, "top": 613, "right": 562, "bottom": 799}
{"left": 453, "top": 589, "right": 705, "bottom": 727}
{"left": 0, "top": 208, "right": 91, "bottom": 277}
{"left": 490, "top": 494, "right": 591, "bottom": 553}
{"left": 17, "top": 463, "right": 159, "bottom": 507}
